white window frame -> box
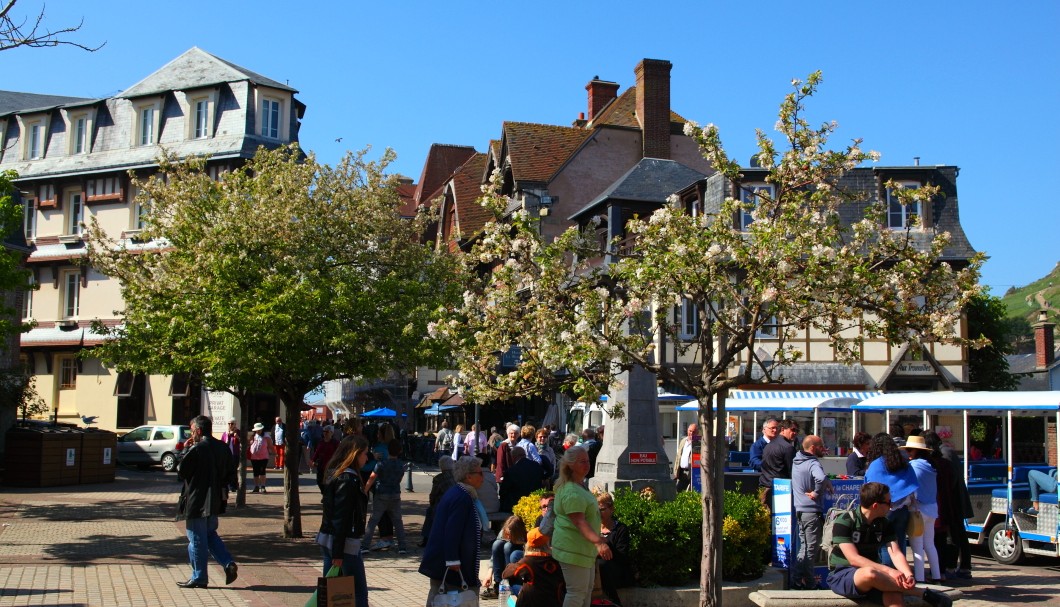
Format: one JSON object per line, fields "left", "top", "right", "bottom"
{"left": 740, "top": 183, "right": 773, "bottom": 230}
{"left": 184, "top": 91, "right": 217, "bottom": 140}
{"left": 23, "top": 196, "right": 37, "bottom": 239}
{"left": 60, "top": 269, "right": 80, "bottom": 319}
{"left": 59, "top": 357, "right": 78, "bottom": 390}
{"left": 261, "top": 97, "right": 280, "bottom": 139}
{"left": 887, "top": 181, "right": 921, "bottom": 229}
{"left": 194, "top": 99, "right": 209, "bottom": 138}
{"left": 64, "top": 189, "right": 84, "bottom": 236}
{"left": 16, "top": 114, "right": 48, "bottom": 160}
{"left": 61, "top": 108, "right": 95, "bottom": 155}
{"left": 21, "top": 286, "right": 32, "bottom": 321}
{"left": 679, "top": 299, "right": 700, "bottom": 340}
{"left": 134, "top": 99, "right": 162, "bottom": 147}
{"left": 131, "top": 185, "right": 152, "bottom": 231}
{"left": 755, "top": 313, "right": 780, "bottom": 339}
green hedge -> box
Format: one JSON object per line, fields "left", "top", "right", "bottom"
{"left": 611, "top": 486, "right": 769, "bottom": 586}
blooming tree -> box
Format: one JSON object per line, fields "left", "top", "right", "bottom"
{"left": 434, "top": 73, "right": 983, "bottom": 607}
{"left": 89, "top": 145, "right": 462, "bottom": 536}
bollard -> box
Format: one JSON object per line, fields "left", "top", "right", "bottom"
{"left": 405, "top": 461, "right": 415, "bottom": 493}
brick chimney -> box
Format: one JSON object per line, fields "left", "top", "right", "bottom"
{"left": 1034, "top": 310, "right": 1055, "bottom": 369}
{"left": 635, "top": 59, "right": 672, "bottom": 160}
{"left": 586, "top": 77, "right": 619, "bottom": 122}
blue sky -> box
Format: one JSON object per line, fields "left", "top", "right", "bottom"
{"left": 5, "top": 0, "right": 1057, "bottom": 296}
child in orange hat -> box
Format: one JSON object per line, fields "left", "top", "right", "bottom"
{"left": 501, "top": 528, "right": 566, "bottom": 606}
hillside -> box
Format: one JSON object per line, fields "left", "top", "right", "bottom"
{"left": 1001, "top": 260, "right": 1060, "bottom": 327}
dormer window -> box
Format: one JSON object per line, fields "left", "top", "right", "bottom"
{"left": 887, "top": 181, "right": 921, "bottom": 229}
{"left": 739, "top": 183, "right": 773, "bottom": 230}
{"left": 139, "top": 106, "right": 155, "bottom": 145}
{"left": 73, "top": 116, "right": 87, "bottom": 153}
{"left": 261, "top": 97, "right": 280, "bottom": 139}
{"left": 134, "top": 99, "right": 162, "bottom": 147}
{"left": 184, "top": 90, "right": 218, "bottom": 140}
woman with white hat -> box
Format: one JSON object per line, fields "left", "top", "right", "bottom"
{"left": 247, "top": 422, "right": 274, "bottom": 493}
{"left": 903, "top": 435, "right": 941, "bottom": 583}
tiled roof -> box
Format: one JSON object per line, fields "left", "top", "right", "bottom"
{"left": 396, "top": 181, "right": 418, "bottom": 218}
{"left": 449, "top": 153, "right": 490, "bottom": 239}
{"left": 119, "top": 47, "right": 297, "bottom": 98}
{"left": 589, "top": 87, "right": 687, "bottom": 130}
{"left": 569, "top": 158, "right": 706, "bottom": 221}
{"left": 414, "top": 144, "right": 477, "bottom": 207}
{"left": 0, "top": 91, "right": 94, "bottom": 115}
{"left": 503, "top": 122, "right": 591, "bottom": 184}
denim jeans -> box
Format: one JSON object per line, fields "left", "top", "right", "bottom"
{"left": 490, "top": 539, "right": 524, "bottom": 584}
{"left": 795, "top": 511, "right": 822, "bottom": 588}
{"left": 185, "top": 516, "right": 233, "bottom": 584}
{"left": 321, "top": 544, "right": 369, "bottom": 607}
{"left": 881, "top": 505, "right": 910, "bottom": 568}
{"left": 1029, "top": 469, "right": 1058, "bottom": 501}
{"left": 363, "top": 492, "right": 407, "bottom": 551}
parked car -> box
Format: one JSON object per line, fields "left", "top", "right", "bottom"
{"left": 117, "top": 425, "right": 191, "bottom": 471}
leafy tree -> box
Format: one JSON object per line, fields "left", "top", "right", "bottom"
{"left": 433, "top": 73, "right": 983, "bottom": 607}
{"left": 88, "top": 145, "right": 462, "bottom": 536}
{"left": 0, "top": 171, "right": 36, "bottom": 433}
{"left": 966, "top": 292, "right": 1019, "bottom": 390}
{"left": 0, "top": 0, "right": 103, "bottom": 52}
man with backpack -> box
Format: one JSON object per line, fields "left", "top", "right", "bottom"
{"left": 434, "top": 421, "right": 453, "bottom": 464}
{"left": 827, "top": 482, "right": 952, "bottom": 607}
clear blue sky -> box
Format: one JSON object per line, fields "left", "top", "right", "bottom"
{"left": 5, "top": 0, "right": 1057, "bottom": 296}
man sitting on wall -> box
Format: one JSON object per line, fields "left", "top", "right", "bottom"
{"left": 828, "top": 481, "right": 952, "bottom": 607}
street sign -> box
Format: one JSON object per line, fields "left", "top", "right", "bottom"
{"left": 628, "top": 451, "right": 657, "bottom": 464}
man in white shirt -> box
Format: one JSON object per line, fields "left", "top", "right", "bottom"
{"left": 673, "top": 423, "right": 698, "bottom": 491}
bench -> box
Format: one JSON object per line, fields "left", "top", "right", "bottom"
{"left": 749, "top": 585, "right": 961, "bottom": 607}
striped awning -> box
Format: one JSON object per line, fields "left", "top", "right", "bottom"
{"left": 731, "top": 391, "right": 878, "bottom": 400}
{"left": 676, "top": 390, "right": 879, "bottom": 412}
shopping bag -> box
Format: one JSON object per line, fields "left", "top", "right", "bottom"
{"left": 306, "top": 566, "right": 356, "bottom": 607}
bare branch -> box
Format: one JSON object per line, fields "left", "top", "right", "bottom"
{"left": 0, "top": 0, "right": 105, "bottom": 52}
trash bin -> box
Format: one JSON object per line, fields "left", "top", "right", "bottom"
{"left": 80, "top": 428, "right": 117, "bottom": 484}
{"left": 3, "top": 424, "right": 112, "bottom": 487}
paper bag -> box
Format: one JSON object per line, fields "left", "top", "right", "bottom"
{"left": 316, "top": 571, "right": 356, "bottom": 607}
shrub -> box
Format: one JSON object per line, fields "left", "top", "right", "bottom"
{"left": 513, "top": 489, "right": 550, "bottom": 528}
{"left": 610, "top": 485, "right": 769, "bottom": 586}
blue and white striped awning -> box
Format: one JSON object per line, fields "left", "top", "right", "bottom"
{"left": 676, "top": 390, "right": 879, "bottom": 412}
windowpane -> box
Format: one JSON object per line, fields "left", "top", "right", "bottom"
{"left": 887, "top": 183, "right": 920, "bottom": 229}
{"left": 140, "top": 107, "right": 154, "bottom": 145}
{"left": 22, "top": 288, "right": 32, "bottom": 320}
{"left": 262, "top": 99, "right": 279, "bottom": 139}
{"left": 23, "top": 197, "right": 36, "bottom": 238}
{"left": 29, "top": 124, "right": 41, "bottom": 158}
{"left": 75, "top": 117, "right": 86, "bottom": 153}
{"left": 194, "top": 100, "right": 208, "bottom": 138}
{"left": 60, "top": 358, "right": 77, "bottom": 389}
{"left": 63, "top": 272, "right": 79, "bottom": 318}
{"left": 67, "top": 192, "right": 83, "bottom": 235}
{"left": 740, "top": 184, "right": 772, "bottom": 230}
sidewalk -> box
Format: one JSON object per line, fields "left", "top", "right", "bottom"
{"left": 1, "top": 465, "right": 1058, "bottom": 607}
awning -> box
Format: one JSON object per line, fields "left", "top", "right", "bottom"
{"left": 852, "top": 391, "right": 1060, "bottom": 415}
{"left": 676, "top": 390, "right": 879, "bottom": 412}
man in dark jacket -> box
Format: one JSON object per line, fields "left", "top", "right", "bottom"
{"left": 500, "top": 447, "right": 544, "bottom": 511}
{"left": 758, "top": 419, "right": 798, "bottom": 510}
{"left": 176, "top": 415, "right": 238, "bottom": 589}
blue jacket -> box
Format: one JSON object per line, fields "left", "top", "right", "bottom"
{"left": 865, "top": 457, "right": 919, "bottom": 504}
{"left": 419, "top": 484, "right": 482, "bottom": 586}
{"left": 749, "top": 436, "right": 768, "bottom": 471}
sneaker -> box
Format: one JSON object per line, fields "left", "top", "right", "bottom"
{"left": 251, "top": 487, "right": 260, "bottom": 494}
{"left": 923, "top": 589, "right": 953, "bottom": 607}
{"left": 261, "top": 487, "right": 267, "bottom": 493}
{"left": 481, "top": 586, "right": 498, "bottom": 599}
{"left": 398, "top": 548, "right": 408, "bottom": 555}
{"left": 1025, "top": 507, "right": 1039, "bottom": 515}
{"left": 370, "top": 541, "right": 390, "bottom": 551}
{"left": 954, "top": 570, "right": 973, "bottom": 580}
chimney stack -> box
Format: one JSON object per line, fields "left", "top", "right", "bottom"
{"left": 586, "top": 76, "right": 619, "bottom": 122}
{"left": 1035, "top": 310, "right": 1056, "bottom": 369}
{"left": 635, "top": 59, "right": 672, "bottom": 160}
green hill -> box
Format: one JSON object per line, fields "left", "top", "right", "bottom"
{"left": 1000, "top": 260, "right": 1060, "bottom": 332}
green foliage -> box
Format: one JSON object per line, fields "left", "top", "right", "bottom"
{"left": 720, "top": 489, "right": 770, "bottom": 581}
{"left": 966, "top": 293, "right": 1019, "bottom": 390}
{"left": 0, "top": 170, "right": 33, "bottom": 362}
{"left": 610, "top": 488, "right": 767, "bottom": 586}
{"left": 513, "top": 489, "right": 550, "bottom": 527}
{"left": 0, "top": 368, "right": 46, "bottom": 419}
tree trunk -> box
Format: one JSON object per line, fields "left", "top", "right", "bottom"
{"left": 235, "top": 389, "right": 249, "bottom": 509}
{"left": 698, "top": 389, "right": 727, "bottom": 607}
{"left": 280, "top": 390, "right": 304, "bottom": 538}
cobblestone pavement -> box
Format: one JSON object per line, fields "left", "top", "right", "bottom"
{"left": 2, "top": 466, "right": 1060, "bottom": 606}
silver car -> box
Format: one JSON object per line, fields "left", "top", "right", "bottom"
{"left": 117, "top": 425, "right": 191, "bottom": 472}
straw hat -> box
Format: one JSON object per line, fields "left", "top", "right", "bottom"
{"left": 901, "top": 435, "right": 930, "bottom": 451}
{"left": 252, "top": 422, "right": 265, "bottom": 432}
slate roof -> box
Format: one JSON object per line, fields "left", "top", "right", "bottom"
{"left": 502, "top": 121, "right": 591, "bottom": 184}
{"left": 119, "top": 47, "right": 297, "bottom": 98}
{"left": 448, "top": 153, "right": 491, "bottom": 239}
{"left": 569, "top": 158, "right": 706, "bottom": 221}
{"left": 413, "top": 144, "right": 477, "bottom": 206}
{"left": 588, "top": 87, "right": 687, "bottom": 130}
{"left": 0, "top": 91, "right": 94, "bottom": 115}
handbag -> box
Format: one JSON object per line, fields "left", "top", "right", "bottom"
{"left": 431, "top": 568, "right": 479, "bottom": 607}
{"left": 907, "top": 510, "right": 925, "bottom": 538}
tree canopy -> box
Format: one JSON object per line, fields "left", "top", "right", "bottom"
{"left": 88, "top": 145, "right": 463, "bottom": 535}
{"left": 967, "top": 292, "right": 1019, "bottom": 390}
{"left": 433, "top": 73, "right": 983, "bottom": 607}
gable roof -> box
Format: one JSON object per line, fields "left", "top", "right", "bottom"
{"left": 588, "top": 87, "right": 687, "bottom": 130}
{"left": 119, "top": 47, "right": 297, "bottom": 98}
{"left": 569, "top": 158, "right": 706, "bottom": 221}
{"left": 0, "top": 91, "right": 93, "bottom": 115}
{"left": 448, "top": 153, "right": 491, "bottom": 240}
{"left": 502, "top": 121, "right": 591, "bottom": 184}
{"left": 414, "top": 144, "right": 477, "bottom": 206}
{"left": 396, "top": 180, "right": 418, "bottom": 218}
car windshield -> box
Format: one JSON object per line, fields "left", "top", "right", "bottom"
{"left": 180, "top": 427, "right": 191, "bottom": 439}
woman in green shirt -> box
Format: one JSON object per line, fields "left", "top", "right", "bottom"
{"left": 552, "top": 446, "right": 612, "bottom": 607}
